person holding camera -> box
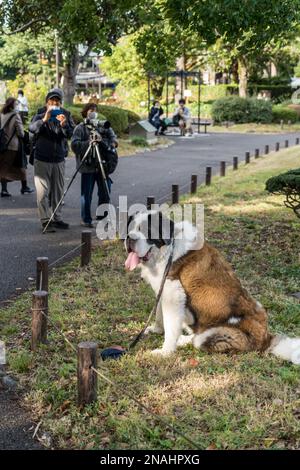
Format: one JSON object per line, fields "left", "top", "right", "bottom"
{"left": 71, "top": 103, "right": 118, "bottom": 228}
{"left": 173, "top": 98, "right": 193, "bottom": 136}
{"left": 29, "top": 88, "right": 75, "bottom": 232}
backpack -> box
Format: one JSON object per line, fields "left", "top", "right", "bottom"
{"left": 0, "top": 114, "right": 16, "bottom": 154}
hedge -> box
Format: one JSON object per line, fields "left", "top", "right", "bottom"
{"left": 272, "top": 105, "right": 299, "bottom": 123}
{"left": 248, "top": 84, "right": 292, "bottom": 103}
{"left": 68, "top": 104, "right": 140, "bottom": 134}
{"left": 211, "top": 96, "right": 273, "bottom": 123}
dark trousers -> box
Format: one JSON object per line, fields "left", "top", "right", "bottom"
{"left": 81, "top": 172, "right": 112, "bottom": 224}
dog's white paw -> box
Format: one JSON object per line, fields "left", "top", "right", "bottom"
{"left": 144, "top": 325, "right": 163, "bottom": 336}
{"left": 177, "top": 334, "right": 194, "bottom": 347}
{"left": 150, "top": 348, "right": 174, "bottom": 357}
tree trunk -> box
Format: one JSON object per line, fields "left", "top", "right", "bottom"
{"left": 238, "top": 57, "right": 248, "bottom": 98}
{"left": 151, "top": 77, "right": 165, "bottom": 100}
{"left": 63, "top": 47, "right": 80, "bottom": 105}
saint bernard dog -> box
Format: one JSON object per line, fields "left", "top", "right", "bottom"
{"left": 125, "top": 210, "right": 300, "bottom": 363}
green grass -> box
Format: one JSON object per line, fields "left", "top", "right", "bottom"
{"left": 211, "top": 122, "right": 300, "bottom": 133}
{"left": 1, "top": 146, "right": 300, "bottom": 449}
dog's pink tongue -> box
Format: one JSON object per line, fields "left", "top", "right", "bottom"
{"left": 125, "top": 252, "right": 140, "bottom": 271}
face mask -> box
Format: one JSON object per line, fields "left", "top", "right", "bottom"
{"left": 89, "top": 111, "right": 98, "bottom": 120}
{"left": 49, "top": 105, "right": 60, "bottom": 110}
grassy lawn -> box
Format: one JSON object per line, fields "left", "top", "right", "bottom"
{"left": 113, "top": 136, "right": 174, "bottom": 157}
{"left": 211, "top": 122, "right": 300, "bottom": 134}
{"left": 1, "top": 146, "right": 300, "bottom": 450}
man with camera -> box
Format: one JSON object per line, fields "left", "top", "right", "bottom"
{"left": 71, "top": 103, "right": 118, "bottom": 228}
{"left": 29, "top": 88, "right": 75, "bottom": 232}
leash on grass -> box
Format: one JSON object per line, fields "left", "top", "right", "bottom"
{"left": 127, "top": 238, "right": 175, "bottom": 351}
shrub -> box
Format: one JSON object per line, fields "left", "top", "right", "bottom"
{"left": 124, "top": 109, "right": 141, "bottom": 124}
{"left": 212, "top": 96, "right": 273, "bottom": 124}
{"left": 247, "top": 98, "right": 273, "bottom": 123}
{"left": 130, "top": 137, "right": 148, "bottom": 146}
{"left": 98, "top": 105, "right": 129, "bottom": 134}
{"left": 266, "top": 169, "right": 300, "bottom": 219}
{"left": 272, "top": 105, "right": 298, "bottom": 123}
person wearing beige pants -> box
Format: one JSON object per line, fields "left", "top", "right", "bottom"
{"left": 34, "top": 160, "right": 65, "bottom": 224}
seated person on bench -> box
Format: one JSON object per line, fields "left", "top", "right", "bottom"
{"left": 149, "top": 100, "right": 167, "bottom": 136}
{"left": 173, "top": 99, "right": 193, "bottom": 136}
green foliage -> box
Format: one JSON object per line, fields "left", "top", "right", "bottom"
{"left": 266, "top": 169, "right": 300, "bottom": 193}
{"left": 130, "top": 137, "right": 148, "bottom": 146}
{"left": 212, "top": 96, "right": 273, "bottom": 123}
{"left": 10, "top": 351, "right": 32, "bottom": 373}
{"left": 124, "top": 109, "right": 141, "bottom": 124}
{"left": 272, "top": 105, "right": 299, "bottom": 123}
{"left": 6, "top": 75, "right": 49, "bottom": 104}
{"left": 98, "top": 105, "right": 129, "bottom": 134}
{"left": 248, "top": 84, "right": 293, "bottom": 103}
{"left": 0, "top": 31, "right": 55, "bottom": 79}
{"left": 201, "top": 84, "right": 238, "bottom": 102}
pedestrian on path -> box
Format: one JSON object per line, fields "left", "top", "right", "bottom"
{"left": 0, "top": 97, "right": 33, "bottom": 197}
{"left": 29, "top": 88, "right": 75, "bottom": 233}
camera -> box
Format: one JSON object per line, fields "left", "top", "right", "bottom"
{"left": 49, "top": 106, "right": 62, "bottom": 123}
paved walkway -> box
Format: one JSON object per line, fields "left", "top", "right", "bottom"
{"left": 0, "top": 132, "right": 298, "bottom": 303}
{"left": 0, "top": 388, "right": 43, "bottom": 449}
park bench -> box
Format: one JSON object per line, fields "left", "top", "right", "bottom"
{"left": 166, "top": 118, "right": 211, "bottom": 135}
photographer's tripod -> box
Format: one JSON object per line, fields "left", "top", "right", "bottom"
{"left": 42, "top": 131, "right": 111, "bottom": 234}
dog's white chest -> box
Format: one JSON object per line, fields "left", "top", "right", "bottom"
{"left": 140, "top": 261, "right": 167, "bottom": 295}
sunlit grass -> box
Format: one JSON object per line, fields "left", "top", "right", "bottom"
{"left": 0, "top": 146, "right": 300, "bottom": 449}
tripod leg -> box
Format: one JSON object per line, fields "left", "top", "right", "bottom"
{"left": 42, "top": 144, "right": 92, "bottom": 233}
{"left": 95, "top": 145, "right": 110, "bottom": 201}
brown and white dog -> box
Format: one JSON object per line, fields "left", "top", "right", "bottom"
{"left": 125, "top": 210, "right": 300, "bottom": 363}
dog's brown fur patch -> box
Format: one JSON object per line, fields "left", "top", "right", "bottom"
{"left": 168, "top": 242, "right": 272, "bottom": 353}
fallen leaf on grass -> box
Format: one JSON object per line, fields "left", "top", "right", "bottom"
{"left": 188, "top": 358, "right": 200, "bottom": 367}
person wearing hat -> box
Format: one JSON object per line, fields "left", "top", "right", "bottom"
{"left": 29, "top": 88, "right": 75, "bottom": 232}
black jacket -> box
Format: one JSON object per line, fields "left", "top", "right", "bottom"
{"left": 149, "top": 106, "right": 163, "bottom": 126}
{"left": 29, "top": 107, "right": 75, "bottom": 163}
{"left": 71, "top": 121, "right": 118, "bottom": 175}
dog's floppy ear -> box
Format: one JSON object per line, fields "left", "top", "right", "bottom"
{"left": 127, "top": 214, "right": 135, "bottom": 236}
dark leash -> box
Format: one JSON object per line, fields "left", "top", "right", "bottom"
{"left": 101, "top": 238, "right": 175, "bottom": 360}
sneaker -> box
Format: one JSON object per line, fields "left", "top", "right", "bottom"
{"left": 81, "top": 221, "right": 94, "bottom": 228}
{"left": 21, "top": 186, "right": 34, "bottom": 194}
{"left": 1, "top": 190, "right": 12, "bottom": 198}
{"left": 52, "top": 220, "right": 69, "bottom": 229}
{"left": 42, "top": 221, "right": 56, "bottom": 233}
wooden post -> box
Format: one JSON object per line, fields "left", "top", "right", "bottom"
{"left": 147, "top": 196, "right": 155, "bottom": 210}
{"left": 296, "top": 137, "right": 300, "bottom": 145}
{"left": 205, "top": 167, "right": 212, "bottom": 185}
{"left": 245, "top": 152, "right": 250, "bottom": 164}
{"left": 264, "top": 145, "right": 269, "bottom": 155}
{"left": 285, "top": 139, "right": 289, "bottom": 148}
{"left": 280, "top": 119, "right": 284, "bottom": 130}
{"left": 77, "top": 341, "right": 98, "bottom": 406}
{"left": 190, "top": 175, "right": 197, "bottom": 194}
{"left": 81, "top": 231, "right": 92, "bottom": 267}
{"left": 233, "top": 156, "right": 238, "bottom": 170}
{"left": 172, "top": 185, "right": 179, "bottom": 204}
{"left": 36, "top": 257, "right": 48, "bottom": 292}
{"left": 288, "top": 120, "right": 291, "bottom": 127}
{"left": 255, "top": 148, "right": 259, "bottom": 159}
{"left": 276, "top": 142, "right": 280, "bottom": 152}
{"left": 31, "top": 290, "right": 48, "bottom": 351}
{"left": 220, "top": 161, "right": 226, "bottom": 177}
